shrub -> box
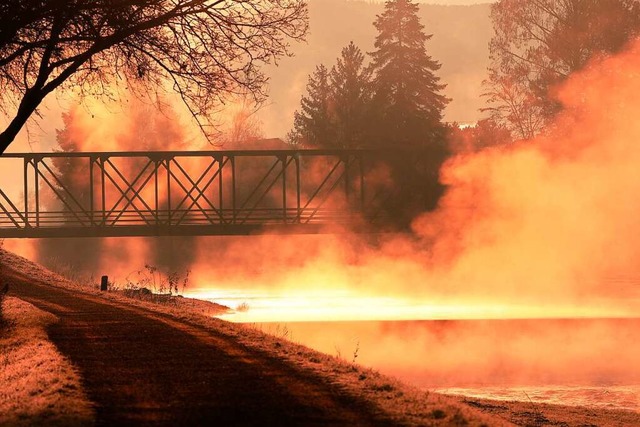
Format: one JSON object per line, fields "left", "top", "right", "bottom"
{"left": 235, "top": 302, "right": 250, "bottom": 312}
{"left": 124, "top": 264, "right": 190, "bottom": 295}
{"left": 431, "top": 409, "right": 446, "bottom": 420}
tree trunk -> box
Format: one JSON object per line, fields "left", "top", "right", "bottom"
{"left": 0, "top": 90, "right": 45, "bottom": 154}
{"left": 0, "top": 123, "right": 24, "bottom": 154}
{"left": 0, "top": 131, "right": 16, "bottom": 155}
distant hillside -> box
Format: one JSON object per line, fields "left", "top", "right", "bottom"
{"left": 259, "top": 0, "right": 494, "bottom": 138}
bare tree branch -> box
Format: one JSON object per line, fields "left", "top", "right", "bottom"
{"left": 0, "top": 0, "right": 308, "bottom": 153}
{"left": 484, "top": 0, "right": 640, "bottom": 140}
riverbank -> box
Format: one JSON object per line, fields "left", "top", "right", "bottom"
{"left": 0, "top": 248, "right": 502, "bottom": 426}
{"left": 1, "top": 248, "right": 639, "bottom": 425}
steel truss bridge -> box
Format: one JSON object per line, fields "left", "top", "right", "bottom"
{"left": 0, "top": 149, "right": 445, "bottom": 238}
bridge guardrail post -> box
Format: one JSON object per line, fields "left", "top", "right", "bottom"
{"left": 295, "top": 154, "right": 301, "bottom": 224}
{"left": 33, "top": 157, "right": 40, "bottom": 228}
{"left": 216, "top": 155, "right": 224, "bottom": 225}
{"left": 165, "top": 157, "right": 172, "bottom": 227}
{"left": 231, "top": 156, "right": 236, "bottom": 225}
{"left": 99, "top": 156, "right": 107, "bottom": 227}
{"left": 89, "top": 156, "right": 95, "bottom": 226}
{"left": 23, "top": 157, "right": 29, "bottom": 228}
{"left": 280, "top": 155, "right": 287, "bottom": 224}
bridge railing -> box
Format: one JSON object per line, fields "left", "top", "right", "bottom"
{"left": 0, "top": 148, "right": 446, "bottom": 237}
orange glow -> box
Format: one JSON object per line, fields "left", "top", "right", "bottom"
{"left": 271, "top": 318, "right": 640, "bottom": 391}
{"left": 3, "top": 31, "right": 640, "bottom": 407}
{"left": 6, "top": 39, "right": 640, "bottom": 326}
{"left": 189, "top": 288, "right": 636, "bottom": 323}
{"left": 185, "top": 39, "right": 640, "bottom": 323}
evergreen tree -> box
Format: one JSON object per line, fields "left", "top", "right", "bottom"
{"left": 290, "top": 42, "right": 372, "bottom": 148}
{"left": 37, "top": 108, "right": 104, "bottom": 272}
{"left": 368, "top": 0, "right": 449, "bottom": 147}
{"left": 330, "top": 42, "right": 371, "bottom": 148}
{"left": 289, "top": 64, "right": 335, "bottom": 147}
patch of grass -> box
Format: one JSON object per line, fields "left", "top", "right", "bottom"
{"left": 235, "top": 301, "right": 250, "bottom": 312}
{"left": 123, "top": 264, "right": 190, "bottom": 295}
{"left": 452, "top": 411, "right": 469, "bottom": 425}
{"left": 122, "top": 287, "right": 153, "bottom": 298}
{"left": 432, "top": 409, "right": 447, "bottom": 419}
{"left": 522, "top": 390, "right": 549, "bottom": 426}
{"left": 372, "top": 383, "right": 394, "bottom": 393}
{"left": 40, "top": 256, "right": 94, "bottom": 285}
{"left": 272, "top": 324, "right": 291, "bottom": 340}
{"left": 0, "top": 297, "right": 94, "bottom": 424}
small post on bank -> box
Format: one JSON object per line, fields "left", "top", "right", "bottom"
{"left": 100, "top": 275, "right": 108, "bottom": 291}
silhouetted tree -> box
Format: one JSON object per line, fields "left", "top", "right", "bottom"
{"left": 37, "top": 108, "right": 104, "bottom": 271}
{"left": 447, "top": 119, "right": 512, "bottom": 153}
{"left": 329, "top": 42, "right": 372, "bottom": 148}
{"left": 221, "top": 97, "right": 265, "bottom": 147}
{"left": 289, "top": 64, "right": 335, "bottom": 146}
{"left": 484, "top": 0, "right": 640, "bottom": 140}
{"left": 37, "top": 100, "right": 197, "bottom": 273}
{"left": 290, "top": 42, "right": 372, "bottom": 148}
{"left": 0, "top": 0, "right": 308, "bottom": 153}
{"left": 368, "top": 0, "right": 449, "bottom": 147}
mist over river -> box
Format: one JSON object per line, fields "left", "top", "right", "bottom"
{"left": 194, "top": 290, "right": 640, "bottom": 412}
{"left": 252, "top": 318, "right": 640, "bottom": 412}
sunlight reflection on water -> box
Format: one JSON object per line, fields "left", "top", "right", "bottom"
{"left": 187, "top": 288, "right": 635, "bottom": 323}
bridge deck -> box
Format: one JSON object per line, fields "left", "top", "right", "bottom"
{"left": 0, "top": 149, "right": 445, "bottom": 238}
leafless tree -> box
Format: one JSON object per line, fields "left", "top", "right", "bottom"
{"left": 220, "top": 96, "right": 265, "bottom": 146}
{"left": 0, "top": 0, "right": 308, "bottom": 153}
{"left": 484, "top": 0, "right": 640, "bottom": 140}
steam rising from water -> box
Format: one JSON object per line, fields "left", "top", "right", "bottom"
{"left": 5, "top": 39, "right": 640, "bottom": 321}
{"left": 192, "top": 39, "right": 640, "bottom": 321}
{"left": 186, "top": 40, "right": 640, "bottom": 397}
{"left": 3, "top": 34, "right": 640, "bottom": 405}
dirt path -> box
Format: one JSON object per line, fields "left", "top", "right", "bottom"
{"left": 5, "top": 269, "right": 398, "bottom": 427}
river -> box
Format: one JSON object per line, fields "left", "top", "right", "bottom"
{"left": 191, "top": 290, "right": 640, "bottom": 412}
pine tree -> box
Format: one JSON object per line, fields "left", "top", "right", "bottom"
{"left": 368, "top": 0, "right": 449, "bottom": 147}
{"left": 330, "top": 42, "right": 371, "bottom": 148}
{"left": 289, "top": 64, "right": 335, "bottom": 147}
{"left": 290, "top": 42, "right": 372, "bottom": 148}
{"left": 37, "top": 107, "right": 104, "bottom": 272}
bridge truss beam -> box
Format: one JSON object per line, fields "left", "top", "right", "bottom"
{"left": 0, "top": 149, "right": 445, "bottom": 238}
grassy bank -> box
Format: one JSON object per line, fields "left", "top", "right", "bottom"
{"left": 2, "top": 248, "right": 639, "bottom": 426}
{"left": 0, "top": 297, "right": 94, "bottom": 426}
{"left": 1, "top": 248, "right": 503, "bottom": 426}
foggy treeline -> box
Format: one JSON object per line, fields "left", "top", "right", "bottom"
{"left": 288, "top": 0, "right": 449, "bottom": 149}
{"left": 262, "top": 1, "right": 494, "bottom": 135}
{"left": 29, "top": 0, "right": 640, "bottom": 283}
{"left": 37, "top": 102, "right": 201, "bottom": 276}
{"left": 288, "top": 0, "right": 640, "bottom": 150}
